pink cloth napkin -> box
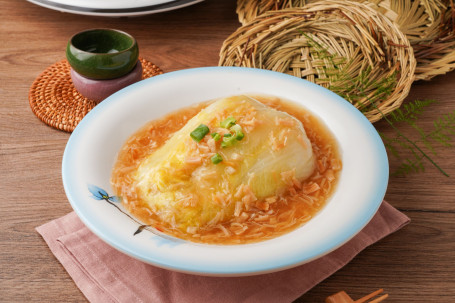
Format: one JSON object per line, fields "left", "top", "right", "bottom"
{"left": 37, "top": 201, "right": 409, "bottom": 303}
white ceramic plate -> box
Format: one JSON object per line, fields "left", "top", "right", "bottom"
{"left": 62, "top": 67, "right": 388, "bottom": 276}
{"left": 26, "top": 0, "right": 204, "bottom": 17}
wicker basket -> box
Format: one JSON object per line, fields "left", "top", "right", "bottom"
{"left": 236, "top": 0, "right": 454, "bottom": 80}
{"left": 413, "top": 4, "right": 455, "bottom": 80}
{"left": 236, "top": 0, "right": 307, "bottom": 25}
{"left": 221, "top": 0, "right": 416, "bottom": 122}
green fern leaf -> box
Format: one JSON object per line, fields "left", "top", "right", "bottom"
{"left": 390, "top": 99, "right": 437, "bottom": 124}
{"left": 302, "top": 33, "right": 451, "bottom": 177}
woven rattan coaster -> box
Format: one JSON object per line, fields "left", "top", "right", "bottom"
{"left": 29, "top": 58, "right": 163, "bottom": 132}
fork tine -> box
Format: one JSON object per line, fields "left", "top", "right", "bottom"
{"left": 354, "top": 289, "right": 384, "bottom": 303}
{"left": 368, "top": 294, "right": 389, "bottom": 303}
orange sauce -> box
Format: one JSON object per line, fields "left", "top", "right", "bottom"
{"left": 111, "top": 96, "right": 342, "bottom": 244}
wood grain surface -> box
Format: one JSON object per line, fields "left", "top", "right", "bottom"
{"left": 1, "top": 0, "right": 454, "bottom": 302}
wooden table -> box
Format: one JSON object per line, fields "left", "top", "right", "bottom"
{"left": 1, "top": 0, "right": 454, "bottom": 302}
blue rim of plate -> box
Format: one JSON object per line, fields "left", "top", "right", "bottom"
{"left": 62, "top": 67, "right": 389, "bottom": 276}
{"left": 26, "top": 0, "right": 204, "bottom": 16}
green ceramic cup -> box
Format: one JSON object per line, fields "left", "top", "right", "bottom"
{"left": 66, "top": 29, "right": 139, "bottom": 80}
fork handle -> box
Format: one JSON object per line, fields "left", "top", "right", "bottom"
{"left": 325, "top": 291, "right": 354, "bottom": 303}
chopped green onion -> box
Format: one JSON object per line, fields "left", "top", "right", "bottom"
{"left": 221, "top": 135, "right": 236, "bottom": 148}
{"left": 231, "top": 124, "right": 244, "bottom": 141}
{"left": 220, "top": 116, "right": 236, "bottom": 129}
{"left": 211, "top": 153, "right": 223, "bottom": 164}
{"left": 190, "top": 124, "right": 210, "bottom": 142}
{"left": 223, "top": 133, "right": 232, "bottom": 137}
{"left": 211, "top": 132, "right": 221, "bottom": 141}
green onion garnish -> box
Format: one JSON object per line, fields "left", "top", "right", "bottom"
{"left": 211, "top": 153, "right": 223, "bottom": 164}
{"left": 223, "top": 133, "right": 232, "bottom": 137}
{"left": 231, "top": 124, "right": 244, "bottom": 141}
{"left": 211, "top": 132, "right": 221, "bottom": 141}
{"left": 220, "top": 116, "right": 236, "bottom": 129}
{"left": 190, "top": 124, "right": 210, "bottom": 142}
{"left": 221, "top": 135, "right": 236, "bottom": 148}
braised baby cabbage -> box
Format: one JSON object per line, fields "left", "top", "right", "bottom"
{"left": 132, "top": 95, "right": 315, "bottom": 232}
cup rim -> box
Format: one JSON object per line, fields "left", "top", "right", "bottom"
{"left": 68, "top": 28, "right": 137, "bottom": 56}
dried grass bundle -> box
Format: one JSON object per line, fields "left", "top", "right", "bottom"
{"left": 221, "top": 0, "right": 416, "bottom": 122}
